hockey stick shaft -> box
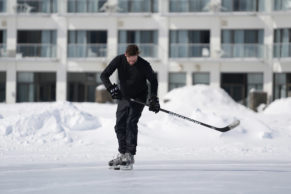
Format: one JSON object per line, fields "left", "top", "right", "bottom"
{"left": 130, "top": 98, "right": 239, "bottom": 132}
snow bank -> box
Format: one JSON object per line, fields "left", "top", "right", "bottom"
{"left": 0, "top": 101, "right": 101, "bottom": 143}
{"left": 1, "top": 85, "right": 291, "bottom": 164}
{"left": 160, "top": 85, "right": 272, "bottom": 140}
{"left": 263, "top": 98, "right": 291, "bottom": 115}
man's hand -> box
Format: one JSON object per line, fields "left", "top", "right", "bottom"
{"left": 107, "top": 83, "right": 122, "bottom": 100}
{"left": 149, "top": 96, "right": 160, "bottom": 113}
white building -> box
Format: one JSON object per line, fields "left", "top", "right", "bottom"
{"left": 0, "top": 0, "right": 291, "bottom": 104}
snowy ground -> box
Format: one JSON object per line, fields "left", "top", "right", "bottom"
{"left": 1, "top": 85, "right": 291, "bottom": 193}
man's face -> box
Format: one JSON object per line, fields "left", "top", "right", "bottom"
{"left": 125, "top": 54, "right": 138, "bottom": 65}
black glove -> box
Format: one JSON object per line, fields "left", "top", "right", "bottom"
{"left": 107, "top": 83, "right": 122, "bottom": 100}
{"left": 149, "top": 96, "right": 160, "bottom": 113}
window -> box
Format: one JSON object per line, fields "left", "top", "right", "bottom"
{"left": 67, "top": 72, "right": 102, "bottom": 102}
{"left": 274, "top": 28, "right": 291, "bottom": 58}
{"left": 192, "top": 72, "right": 210, "bottom": 85}
{"left": 0, "top": 0, "right": 6, "bottom": 12}
{"left": 17, "top": 72, "right": 56, "bottom": 102}
{"left": 170, "top": 30, "right": 210, "bottom": 58}
{"left": 68, "top": 30, "right": 107, "bottom": 58}
{"left": 17, "top": 0, "right": 57, "bottom": 13}
{"left": 118, "top": 0, "right": 158, "bottom": 13}
{"left": 17, "top": 30, "right": 57, "bottom": 58}
{"left": 273, "top": 0, "right": 291, "bottom": 11}
{"left": 118, "top": 30, "right": 158, "bottom": 57}
{"left": 169, "top": 0, "right": 210, "bottom": 12}
{"left": 0, "top": 72, "right": 5, "bottom": 102}
{"left": 168, "top": 72, "right": 186, "bottom": 91}
{"left": 247, "top": 73, "right": 263, "bottom": 93}
{"left": 221, "top": 29, "right": 264, "bottom": 58}
{"left": 0, "top": 30, "right": 6, "bottom": 57}
{"left": 221, "top": 0, "right": 265, "bottom": 12}
{"left": 274, "top": 73, "right": 287, "bottom": 99}
{"left": 68, "top": 0, "right": 107, "bottom": 13}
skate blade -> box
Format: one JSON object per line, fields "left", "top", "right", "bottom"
{"left": 120, "top": 164, "right": 133, "bottom": 170}
{"left": 109, "top": 165, "right": 120, "bottom": 170}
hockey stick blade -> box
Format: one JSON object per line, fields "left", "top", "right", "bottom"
{"left": 130, "top": 98, "right": 240, "bottom": 132}
{"left": 213, "top": 119, "right": 240, "bottom": 132}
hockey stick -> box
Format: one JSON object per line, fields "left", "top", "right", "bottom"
{"left": 130, "top": 98, "right": 240, "bottom": 133}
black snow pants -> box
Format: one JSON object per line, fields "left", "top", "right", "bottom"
{"left": 115, "top": 96, "right": 146, "bottom": 155}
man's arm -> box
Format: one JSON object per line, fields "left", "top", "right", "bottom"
{"left": 100, "top": 56, "right": 119, "bottom": 89}
{"left": 144, "top": 63, "right": 158, "bottom": 97}
{"left": 144, "top": 63, "right": 160, "bottom": 113}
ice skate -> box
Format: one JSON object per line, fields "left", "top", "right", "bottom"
{"left": 108, "top": 153, "right": 124, "bottom": 170}
{"left": 120, "top": 153, "right": 134, "bottom": 170}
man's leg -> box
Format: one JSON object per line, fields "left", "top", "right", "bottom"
{"left": 115, "top": 99, "right": 130, "bottom": 154}
{"left": 125, "top": 98, "right": 145, "bottom": 155}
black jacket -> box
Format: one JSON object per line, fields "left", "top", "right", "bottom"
{"left": 100, "top": 55, "right": 158, "bottom": 99}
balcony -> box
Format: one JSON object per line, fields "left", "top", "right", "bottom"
{"left": 221, "top": 44, "right": 265, "bottom": 58}
{"left": 16, "top": 0, "right": 57, "bottom": 14}
{"left": 118, "top": 43, "right": 158, "bottom": 58}
{"left": 68, "top": 43, "right": 107, "bottom": 58}
{"left": 17, "top": 43, "right": 57, "bottom": 58}
{"left": 118, "top": 0, "right": 158, "bottom": 13}
{"left": 169, "top": 0, "right": 210, "bottom": 12}
{"left": 67, "top": 0, "right": 107, "bottom": 13}
{"left": 273, "top": 43, "right": 291, "bottom": 58}
{"left": 170, "top": 43, "right": 210, "bottom": 58}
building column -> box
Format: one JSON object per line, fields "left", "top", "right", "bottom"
{"left": 6, "top": 65, "right": 16, "bottom": 103}
{"left": 7, "top": 0, "right": 17, "bottom": 14}
{"left": 56, "top": 17, "right": 67, "bottom": 101}
{"left": 262, "top": 1, "right": 274, "bottom": 102}
{"left": 157, "top": 0, "right": 169, "bottom": 98}
{"left": 210, "top": 16, "right": 221, "bottom": 88}
{"left": 106, "top": 18, "right": 118, "bottom": 84}
{"left": 5, "top": 1, "right": 17, "bottom": 103}
{"left": 210, "top": 65, "right": 221, "bottom": 88}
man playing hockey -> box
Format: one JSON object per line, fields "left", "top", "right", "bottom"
{"left": 100, "top": 44, "right": 160, "bottom": 170}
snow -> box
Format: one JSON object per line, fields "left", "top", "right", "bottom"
{"left": 1, "top": 85, "right": 291, "bottom": 193}
{"left": 263, "top": 97, "right": 291, "bottom": 115}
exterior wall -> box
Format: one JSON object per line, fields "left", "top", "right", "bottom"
{"left": 0, "top": 0, "right": 290, "bottom": 103}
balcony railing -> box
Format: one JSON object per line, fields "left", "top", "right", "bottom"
{"left": 16, "top": 0, "right": 57, "bottom": 13}
{"left": 169, "top": 0, "right": 210, "bottom": 12}
{"left": 118, "top": 43, "right": 158, "bottom": 58}
{"left": 67, "top": 0, "right": 107, "bottom": 13}
{"left": 273, "top": 0, "right": 291, "bottom": 11}
{"left": 170, "top": 43, "right": 210, "bottom": 58}
{"left": 68, "top": 44, "right": 107, "bottom": 58}
{"left": 273, "top": 43, "right": 291, "bottom": 58}
{"left": 221, "top": 44, "right": 264, "bottom": 58}
{"left": 118, "top": 0, "right": 158, "bottom": 13}
{"left": 17, "top": 44, "right": 57, "bottom": 58}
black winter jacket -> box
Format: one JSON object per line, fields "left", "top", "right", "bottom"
{"left": 100, "top": 55, "right": 158, "bottom": 99}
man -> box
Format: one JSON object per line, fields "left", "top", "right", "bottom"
{"left": 100, "top": 44, "right": 160, "bottom": 170}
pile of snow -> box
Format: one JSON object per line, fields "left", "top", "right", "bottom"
{"left": 0, "top": 101, "right": 101, "bottom": 143}
{"left": 263, "top": 98, "right": 291, "bottom": 115}
{"left": 160, "top": 85, "right": 273, "bottom": 141}
{"left": 0, "top": 85, "right": 291, "bottom": 164}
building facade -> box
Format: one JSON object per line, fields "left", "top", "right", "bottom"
{"left": 0, "top": 0, "right": 291, "bottom": 104}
